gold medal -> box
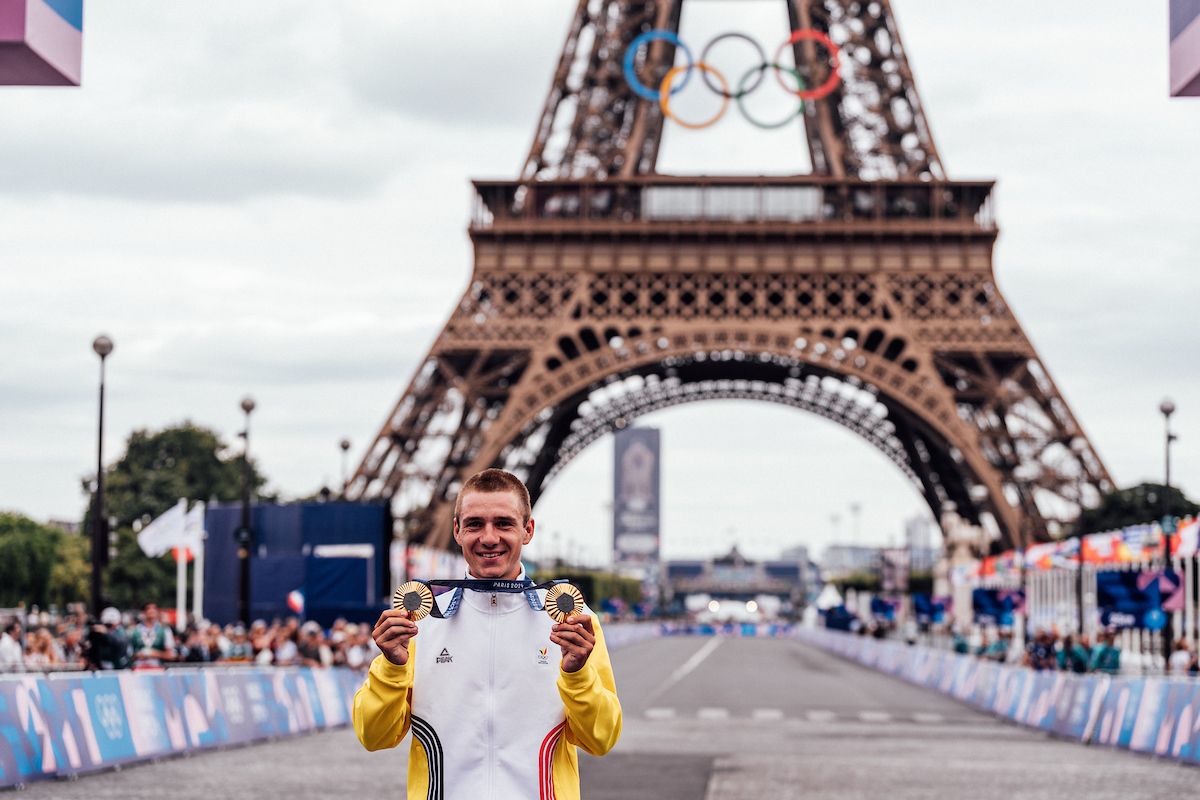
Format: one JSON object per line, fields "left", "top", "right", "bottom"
{"left": 545, "top": 583, "right": 585, "bottom": 623}
{"left": 392, "top": 581, "right": 434, "bottom": 621}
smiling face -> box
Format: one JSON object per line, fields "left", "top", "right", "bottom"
{"left": 453, "top": 489, "right": 534, "bottom": 580}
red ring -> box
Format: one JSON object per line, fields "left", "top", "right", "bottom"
{"left": 773, "top": 29, "right": 841, "bottom": 102}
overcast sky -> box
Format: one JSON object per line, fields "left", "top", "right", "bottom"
{"left": 2, "top": 1, "right": 1198, "bottom": 568}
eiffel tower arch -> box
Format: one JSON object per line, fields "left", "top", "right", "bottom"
{"left": 347, "top": 0, "right": 1113, "bottom": 552}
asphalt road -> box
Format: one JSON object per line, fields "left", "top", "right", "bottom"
{"left": 12, "top": 635, "right": 1199, "bottom": 799}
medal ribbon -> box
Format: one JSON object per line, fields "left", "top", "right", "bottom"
{"left": 410, "top": 578, "right": 570, "bottom": 618}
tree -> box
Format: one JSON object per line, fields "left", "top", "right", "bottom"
{"left": 1074, "top": 482, "right": 1200, "bottom": 535}
{"left": 0, "top": 513, "right": 63, "bottom": 608}
{"left": 48, "top": 533, "right": 90, "bottom": 609}
{"left": 81, "top": 422, "right": 271, "bottom": 609}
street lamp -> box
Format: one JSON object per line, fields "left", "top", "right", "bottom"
{"left": 339, "top": 438, "right": 351, "bottom": 497}
{"left": 237, "top": 395, "right": 256, "bottom": 626}
{"left": 90, "top": 335, "right": 114, "bottom": 616}
{"left": 1160, "top": 399, "right": 1178, "bottom": 502}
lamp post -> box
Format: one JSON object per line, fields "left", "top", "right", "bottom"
{"left": 237, "top": 396, "right": 256, "bottom": 626}
{"left": 90, "top": 335, "right": 114, "bottom": 616}
{"left": 339, "top": 438, "right": 351, "bottom": 497}
{"left": 1161, "top": 399, "right": 1178, "bottom": 508}
{"left": 1159, "top": 398, "right": 1179, "bottom": 667}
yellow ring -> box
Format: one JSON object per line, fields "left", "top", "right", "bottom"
{"left": 659, "top": 62, "right": 730, "bottom": 130}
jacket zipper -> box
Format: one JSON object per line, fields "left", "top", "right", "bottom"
{"left": 488, "top": 593, "right": 497, "bottom": 796}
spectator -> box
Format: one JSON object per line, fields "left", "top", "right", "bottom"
{"left": 60, "top": 626, "right": 86, "bottom": 667}
{"left": 981, "top": 630, "right": 1011, "bottom": 663}
{"left": 1026, "top": 630, "right": 1056, "bottom": 671}
{"left": 1168, "top": 638, "right": 1193, "bottom": 676}
{"left": 1063, "top": 634, "right": 1090, "bottom": 674}
{"left": 86, "top": 607, "right": 131, "bottom": 670}
{"left": 297, "top": 621, "right": 333, "bottom": 667}
{"left": 1089, "top": 630, "right": 1121, "bottom": 675}
{"left": 130, "top": 603, "right": 177, "bottom": 667}
{"left": 272, "top": 628, "right": 299, "bottom": 666}
{"left": 25, "top": 628, "right": 62, "bottom": 669}
{"left": 179, "top": 626, "right": 211, "bottom": 663}
{"left": 0, "top": 619, "right": 24, "bottom": 672}
{"left": 225, "top": 626, "right": 253, "bottom": 661}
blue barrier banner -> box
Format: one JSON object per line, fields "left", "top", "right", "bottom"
{"left": 1093, "top": 678, "right": 1144, "bottom": 749}
{"left": 1169, "top": 682, "right": 1200, "bottom": 763}
{"left": 0, "top": 667, "right": 366, "bottom": 789}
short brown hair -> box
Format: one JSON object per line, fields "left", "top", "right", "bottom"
{"left": 454, "top": 468, "right": 531, "bottom": 524}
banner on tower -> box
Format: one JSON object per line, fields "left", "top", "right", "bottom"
{"left": 613, "top": 427, "right": 660, "bottom": 566}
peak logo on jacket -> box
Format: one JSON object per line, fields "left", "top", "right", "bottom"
{"left": 436, "top": 647, "right": 453, "bottom": 664}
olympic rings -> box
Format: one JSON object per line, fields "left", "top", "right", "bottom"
{"left": 660, "top": 62, "right": 730, "bottom": 130}
{"left": 736, "top": 63, "right": 806, "bottom": 130}
{"left": 699, "top": 32, "right": 766, "bottom": 99}
{"left": 623, "top": 28, "right": 842, "bottom": 127}
{"left": 624, "top": 30, "right": 694, "bottom": 101}
{"left": 773, "top": 29, "right": 841, "bottom": 101}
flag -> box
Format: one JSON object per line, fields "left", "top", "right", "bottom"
{"left": 137, "top": 499, "right": 188, "bottom": 557}
{"left": 287, "top": 589, "right": 305, "bottom": 614}
{"left": 1174, "top": 518, "right": 1199, "bottom": 558}
{"left": 183, "top": 501, "right": 205, "bottom": 549}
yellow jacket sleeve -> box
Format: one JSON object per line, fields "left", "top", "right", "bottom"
{"left": 557, "top": 616, "right": 622, "bottom": 756}
{"left": 353, "top": 648, "right": 415, "bottom": 751}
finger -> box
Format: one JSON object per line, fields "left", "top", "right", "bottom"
{"left": 553, "top": 623, "right": 594, "bottom": 645}
{"left": 551, "top": 631, "right": 592, "bottom": 650}
{"left": 566, "top": 614, "right": 595, "bottom": 635}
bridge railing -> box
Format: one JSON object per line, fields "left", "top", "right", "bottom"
{"left": 470, "top": 176, "right": 996, "bottom": 234}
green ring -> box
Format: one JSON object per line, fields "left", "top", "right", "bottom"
{"left": 735, "top": 62, "right": 805, "bottom": 130}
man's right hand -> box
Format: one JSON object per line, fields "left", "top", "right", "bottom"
{"left": 372, "top": 609, "right": 418, "bottom": 666}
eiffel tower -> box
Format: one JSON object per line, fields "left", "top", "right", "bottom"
{"left": 346, "top": 0, "right": 1113, "bottom": 552}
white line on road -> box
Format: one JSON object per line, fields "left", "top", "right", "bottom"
{"left": 859, "top": 711, "right": 892, "bottom": 723}
{"left": 751, "top": 708, "right": 784, "bottom": 721}
{"left": 644, "top": 707, "right": 676, "bottom": 720}
{"left": 697, "top": 707, "right": 730, "bottom": 720}
{"left": 805, "top": 710, "right": 836, "bottom": 723}
{"left": 913, "top": 712, "right": 944, "bottom": 723}
{"left": 642, "top": 637, "right": 723, "bottom": 705}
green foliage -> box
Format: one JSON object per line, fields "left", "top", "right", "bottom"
{"left": 1074, "top": 482, "right": 1200, "bottom": 535}
{"left": 84, "top": 422, "right": 269, "bottom": 532}
{"left": 533, "top": 569, "right": 643, "bottom": 608}
{"left": 907, "top": 570, "right": 934, "bottom": 596}
{"left": 81, "top": 422, "right": 272, "bottom": 608}
{"left": 48, "top": 533, "right": 90, "bottom": 609}
{"left": 829, "top": 571, "right": 881, "bottom": 593}
{"left": 0, "top": 513, "right": 62, "bottom": 607}
{"left": 103, "top": 528, "right": 177, "bottom": 610}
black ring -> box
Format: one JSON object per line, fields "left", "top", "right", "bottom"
{"left": 700, "top": 32, "right": 768, "bottom": 99}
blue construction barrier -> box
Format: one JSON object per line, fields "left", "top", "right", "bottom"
{"left": 797, "top": 628, "right": 1200, "bottom": 766}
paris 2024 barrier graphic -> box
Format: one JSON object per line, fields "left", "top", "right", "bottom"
{"left": 798, "top": 628, "right": 1200, "bottom": 765}
{"left": 0, "top": 623, "right": 662, "bottom": 788}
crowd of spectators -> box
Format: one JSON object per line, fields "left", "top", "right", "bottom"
{"left": 0, "top": 603, "right": 381, "bottom": 673}
{"left": 951, "top": 627, "right": 1200, "bottom": 676}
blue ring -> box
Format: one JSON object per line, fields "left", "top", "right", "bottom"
{"left": 623, "top": 30, "right": 694, "bottom": 102}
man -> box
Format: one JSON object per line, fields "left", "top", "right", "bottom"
{"left": 354, "top": 468, "right": 622, "bottom": 800}
{"left": 130, "top": 603, "right": 176, "bottom": 667}
{"left": 0, "top": 619, "right": 23, "bottom": 672}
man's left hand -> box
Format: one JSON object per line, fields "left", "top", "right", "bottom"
{"left": 551, "top": 614, "right": 595, "bottom": 673}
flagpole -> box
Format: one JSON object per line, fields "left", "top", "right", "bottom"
{"left": 175, "top": 544, "right": 187, "bottom": 633}
{"left": 194, "top": 529, "right": 205, "bottom": 625}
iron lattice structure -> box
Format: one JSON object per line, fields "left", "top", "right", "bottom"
{"left": 347, "top": 0, "right": 1112, "bottom": 552}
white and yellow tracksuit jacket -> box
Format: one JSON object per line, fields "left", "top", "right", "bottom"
{"left": 353, "top": 585, "right": 622, "bottom": 800}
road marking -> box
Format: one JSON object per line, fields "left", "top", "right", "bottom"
{"left": 859, "top": 711, "right": 892, "bottom": 723}
{"left": 643, "top": 637, "right": 724, "bottom": 705}
{"left": 697, "top": 707, "right": 730, "bottom": 720}
{"left": 805, "top": 710, "right": 836, "bottom": 723}
{"left": 751, "top": 708, "right": 784, "bottom": 721}
{"left": 645, "top": 707, "right": 676, "bottom": 720}
{"left": 913, "top": 712, "right": 944, "bottom": 723}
